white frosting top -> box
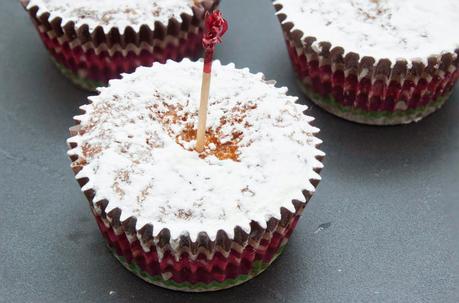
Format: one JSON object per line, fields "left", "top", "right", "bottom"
{"left": 67, "top": 59, "right": 324, "bottom": 241}
{"left": 275, "top": 0, "right": 459, "bottom": 63}
{"left": 28, "top": 0, "right": 197, "bottom": 31}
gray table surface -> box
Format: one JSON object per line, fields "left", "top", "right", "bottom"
{"left": 1, "top": 0, "right": 458, "bottom": 302}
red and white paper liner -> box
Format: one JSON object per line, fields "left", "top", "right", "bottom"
{"left": 21, "top": 0, "right": 219, "bottom": 91}
{"left": 274, "top": 3, "right": 459, "bottom": 125}
{"left": 66, "top": 88, "right": 324, "bottom": 292}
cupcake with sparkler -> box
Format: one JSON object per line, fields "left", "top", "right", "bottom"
{"left": 67, "top": 12, "right": 324, "bottom": 292}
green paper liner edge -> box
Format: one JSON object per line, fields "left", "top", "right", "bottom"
{"left": 298, "top": 80, "right": 452, "bottom": 125}
{"left": 51, "top": 57, "right": 104, "bottom": 91}
{"left": 109, "top": 244, "right": 287, "bottom": 292}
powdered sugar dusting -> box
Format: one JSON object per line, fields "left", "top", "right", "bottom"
{"left": 67, "top": 59, "right": 324, "bottom": 241}
{"left": 28, "top": 0, "right": 196, "bottom": 32}
{"left": 275, "top": 0, "right": 459, "bottom": 63}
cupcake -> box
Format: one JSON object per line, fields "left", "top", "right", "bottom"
{"left": 21, "top": 0, "right": 219, "bottom": 91}
{"left": 274, "top": 0, "right": 459, "bottom": 125}
{"left": 67, "top": 59, "right": 324, "bottom": 291}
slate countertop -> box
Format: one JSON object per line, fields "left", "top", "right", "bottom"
{"left": 0, "top": 0, "right": 457, "bottom": 302}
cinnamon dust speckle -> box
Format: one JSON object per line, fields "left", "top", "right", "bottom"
{"left": 176, "top": 209, "right": 193, "bottom": 220}
{"left": 82, "top": 143, "right": 102, "bottom": 158}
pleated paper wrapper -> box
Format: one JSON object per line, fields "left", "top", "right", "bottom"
{"left": 66, "top": 83, "right": 325, "bottom": 292}
{"left": 21, "top": 0, "right": 219, "bottom": 91}
{"left": 274, "top": 2, "right": 459, "bottom": 125}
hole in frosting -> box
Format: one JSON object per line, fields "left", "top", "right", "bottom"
{"left": 148, "top": 101, "right": 257, "bottom": 162}
{"left": 180, "top": 125, "right": 241, "bottom": 161}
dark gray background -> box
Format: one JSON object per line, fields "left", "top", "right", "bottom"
{"left": 1, "top": 0, "right": 458, "bottom": 302}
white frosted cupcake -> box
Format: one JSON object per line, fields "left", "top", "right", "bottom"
{"left": 67, "top": 59, "right": 324, "bottom": 291}
{"left": 21, "top": 0, "right": 219, "bottom": 90}
{"left": 274, "top": 0, "right": 459, "bottom": 125}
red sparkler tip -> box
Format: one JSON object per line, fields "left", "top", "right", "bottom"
{"left": 202, "top": 10, "right": 228, "bottom": 51}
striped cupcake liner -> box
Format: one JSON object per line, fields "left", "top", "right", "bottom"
{"left": 110, "top": 246, "right": 286, "bottom": 292}
{"left": 67, "top": 100, "right": 324, "bottom": 292}
{"left": 21, "top": 0, "right": 219, "bottom": 91}
{"left": 274, "top": 2, "right": 459, "bottom": 125}
{"left": 96, "top": 210, "right": 293, "bottom": 292}
{"left": 77, "top": 183, "right": 313, "bottom": 292}
{"left": 297, "top": 79, "right": 452, "bottom": 125}
{"left": 40, "top": 30, "right": 203, "bottom": 90}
